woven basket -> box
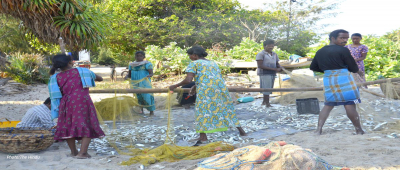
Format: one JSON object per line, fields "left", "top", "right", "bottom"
{"left": 0, "top": 127, "right": 55, "bottom": 153}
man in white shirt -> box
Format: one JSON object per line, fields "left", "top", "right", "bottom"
{"left": 16, "top": 97, "right": 56, "bottom": 129}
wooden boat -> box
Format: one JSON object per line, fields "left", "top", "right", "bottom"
{"left": 279, "top": 60, "right": 312, "bottom": 68}
{"left": 229, "top": 58, "right": 312, "bottom": 69}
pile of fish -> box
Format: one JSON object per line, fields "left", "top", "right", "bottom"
{"left": 90, "top": 98, "right": 400, "bottom": 156}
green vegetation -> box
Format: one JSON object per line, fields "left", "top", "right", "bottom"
{"left": 363, "top": 34, "right": 400, "bottom": 80}
{"left": 227, "top": 38, "right": 291, "bottom": 61}
{"left": 306, "top": 30, "right": 400, "bottom": 81}
{"left": 0, "top": 0, "right": 106, "bottom": 51}
{"left": 0, "top": 0, "right": 399, "bottom": 83}
{"left": 1, "top": 53, "right": 50, "bottom": 84}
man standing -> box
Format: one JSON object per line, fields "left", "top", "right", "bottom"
{"left": 256, "top": 39, "right": 282, "bottom": 107}
{"left": 310, "top": 29, "right": 364, "bottom": 135}
{"left": 16, "top": 97, "right": 56, "bottom": 129}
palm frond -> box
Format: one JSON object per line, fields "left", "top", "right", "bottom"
{"left": 0, "top": 0, "right": 106, "bottom": 51}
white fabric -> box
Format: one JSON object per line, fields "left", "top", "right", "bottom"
{"left": 16, "top": 104, "right": 55, "bottom": 129}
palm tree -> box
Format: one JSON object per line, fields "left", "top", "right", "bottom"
{"left": 0, "top": 0, "right": 106, "bottom": 51}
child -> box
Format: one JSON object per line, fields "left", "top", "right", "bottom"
{"left": 256, "top": 39, "right": 282, "bottom": 107}
{"left": 49, "top": 54, "right": 104, "bottom": 159}
{"left": 128, "top": 51, "right": 155, "bottom": 115}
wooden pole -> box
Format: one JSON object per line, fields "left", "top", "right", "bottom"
{"left": 89, "top": 78, "right": 400, "bottom": 94}
{"left": 278, "top": 73, "right": 283, "bottom": 96}
{"left": 58, "top": 37, "right": 66, "bottom": 54}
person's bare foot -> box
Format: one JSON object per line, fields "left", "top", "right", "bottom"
{"left": 149, "top": 111, "right": 154, "bottom": 116}
{"left": 70, "top": 149, "right": 79, "bottom": 157}
{"left": 237, "top": 127, "right": 247, "bottom": 136}
{"left": 75, "top": 153, "right": 91, "bottom": 159}
{"left": 266, "top": 104, "right": 272, "bottom": 107}
{"left": 355, "top": 128, "right": 365, "bottom": 135}
{"left": 315, "top": 128, "right": 322, "bottom": 135}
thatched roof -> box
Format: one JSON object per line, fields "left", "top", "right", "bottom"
{"left": 0, "top": 0, "right": 104, "bottom": 51}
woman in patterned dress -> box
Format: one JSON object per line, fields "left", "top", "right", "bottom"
{"left": 128, "top": 51, "right": 155, "bottom": 115}
{"left": 345, "top": 33, "right": 369, "bottom": 88}
{"left": 49, "top": 54, "right": 104, "bottom": 159}
{"left": 169, "top": 46, "right": 246, "bottom": 146}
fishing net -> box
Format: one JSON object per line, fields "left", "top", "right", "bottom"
{"left": 273, "top": 69, "right": 324, "bottom": 105}
{"left": 273, "top": 69, "right": 400, "bottom": 135}
{"left": 92, "top": 78, "right": 235, "bottom": 166}
{"left": 196, "top": 141, "right": 344, "bottom": 170}
{"left": 90, "top": 68, "right": 400, "bottom": 167}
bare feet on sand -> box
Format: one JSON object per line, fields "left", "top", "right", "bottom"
{"left": 261, "top": 102, "right": 272, "bottom": 107}
{"left": 237, "top": 127, "right": 247, "bottom": 136}
{"left": 315, "top": 128, "right": 365, "bottom": 135}
{"left": 70, "top": 149, "right": 79, "bottom": 157}
{"left": 315, "top": 128, "right": 322, "bottom": 135}
{"left": 355, "top": 128, "right": 365, "bottom": 135}
{"left": 75, "top": 153, "right": 91, "bottom": 159}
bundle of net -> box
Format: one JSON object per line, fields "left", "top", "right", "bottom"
{"left": 93, "top": 79, "right": 235, "bottom": 166}
{"left": 196, "top": 141, "right": 343, "bottom": 170}
{"left": 272, "top": 69, "right": 324, "bottom": 105}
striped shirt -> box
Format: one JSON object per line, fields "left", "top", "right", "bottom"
{"left": 16, "top": 104, "right": 56, "bottom": 129}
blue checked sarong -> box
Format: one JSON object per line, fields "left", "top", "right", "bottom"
{"left": 323, "top": 68, "right": 360, "bottom": 103}
{"left": 48, "top": 68, "right": 96, "bottom": 120}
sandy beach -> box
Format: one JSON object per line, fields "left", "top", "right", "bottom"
{"left": 1, "top": 68, "right": 400, "bottom": 170}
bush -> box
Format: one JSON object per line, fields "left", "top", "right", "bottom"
{"left": 1, "top": 53, "right": 50, "bottom": 84}
{"left": 146, "top": 42, "right": 191, "bottom": 75}
{"left": 146, "top": 42, "right": 231, "bottom": 75}
{"left": 97, "top": 48, "right": 115, "bottom": 65}
{"left": 226, "top": 37, "right": 291, "bottom": 61}
{"left": 307, "top": 35, "right": 400, "bottom": 81}
{"left": 363, "top": 35, "right": 400, "bottom": 80}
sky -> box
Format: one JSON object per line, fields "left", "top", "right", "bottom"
{"left": 237, "top": 0, "right": 400, "bottom": 36}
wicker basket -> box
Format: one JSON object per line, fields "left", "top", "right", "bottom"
{"left": 0, "top": 127, "right": 55, "bottom": 153}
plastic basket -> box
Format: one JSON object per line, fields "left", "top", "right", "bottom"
{"left": 296, "top": 98, "right": 320, "bottom": 114}
{"left": 0, "top": 118, "right": 20, "bottom": 128}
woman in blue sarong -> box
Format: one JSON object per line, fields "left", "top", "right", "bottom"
{"left": 128, "top": 51, "right": 155, "bottom": 115}
{"left": 310, "top": 29, "right": 364, "bottom": 135}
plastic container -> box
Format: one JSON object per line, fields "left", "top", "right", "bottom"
{"left": 296, "top": 98, "right": 320, "bottom": 114}
{"left": 0, "top": 120, "right": 20, "bottom": 128}
{"left": 237, "top": 97, "right": 254, "bottom": 103}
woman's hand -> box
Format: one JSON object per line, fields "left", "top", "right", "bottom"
{"left": 146, "top": 74, "right": 153, "bottom": 78}
{"left": 169, "top": 84, "right": 178, "bottom": 91}
{"left": 189, "top": 85, "right": 196, "bottom": 96}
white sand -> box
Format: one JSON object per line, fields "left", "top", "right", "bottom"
{"left": 1, "top": 74, "right": 400, "bottom": 169}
